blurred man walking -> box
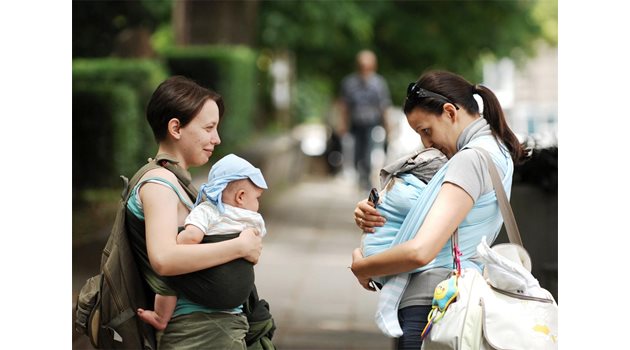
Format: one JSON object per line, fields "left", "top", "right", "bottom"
{"left": 339, "top": 50, "right": 392, "bottom": 191}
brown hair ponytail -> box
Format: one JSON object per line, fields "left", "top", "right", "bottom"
{"left": 474, "top": 84, "right": 526, "bottom": 164}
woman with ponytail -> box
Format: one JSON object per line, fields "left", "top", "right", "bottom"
{"left": 350, "top": 70, "right": 526, "bottom": 348}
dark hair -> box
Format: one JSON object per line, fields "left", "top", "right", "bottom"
{"left": 146, "top": 75, "right": 225, "bottom": 142}
{"left": 403, "top": 70, "right": 526, "bottom": 164}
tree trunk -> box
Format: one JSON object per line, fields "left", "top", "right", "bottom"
{"left": 173, "top": 0, "right": 259, "bottom": 46}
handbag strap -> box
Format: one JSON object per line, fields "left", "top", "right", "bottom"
{"left": 450, "top": 146, "right": 524, "bottom": 265}
{"left": 471, "top": 146, "right": 524, "bottom": 247}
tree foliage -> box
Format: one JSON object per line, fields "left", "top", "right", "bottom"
{"left": 72, "top": 0, "right": 557, "bottom": 118}
{"left": 257, "top": 0, "right": 556, "bottom": 106}
{"left": 73, "top": 0, "right": 171, "bottom": 57}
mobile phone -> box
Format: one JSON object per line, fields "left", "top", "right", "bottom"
{"left": 368, "top": 187, "right": 379, "bottom": 206}
{"left": 369, "top": 280, "right": 382, "bottom": 291}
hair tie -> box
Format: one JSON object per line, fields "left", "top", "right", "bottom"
{"left": 471, "top": 84, "right": 477, "bottom": 95}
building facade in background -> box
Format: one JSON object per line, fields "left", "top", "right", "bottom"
{"left": 483, "top": 41, "right": 558, "bottom": 148}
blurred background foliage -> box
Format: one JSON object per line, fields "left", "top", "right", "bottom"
{"left": 72, "top": 0, "right": 556, "bottom": 195}
{"left": 257, "top": 0, "right": 556, "bottom": 107}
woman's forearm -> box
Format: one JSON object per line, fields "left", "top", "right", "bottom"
{"left": 151, "top": 239, "right": 246, "bottom": 276}
{"left": 352, "top": 240, "right": 424, "bottom": 278}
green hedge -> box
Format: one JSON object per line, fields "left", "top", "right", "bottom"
{"left": 73, "top": 58, "right": 168, "bottom": 156}
{"left": 72, "top": 51, "right": 259, "bottom": 189}
{"left": 72, "top": 59, "right": 169, "bottom": 191}
{"left": 72, "top": 58, "right": 168, "bottom": 101}
{"left": 162, "top": 45, "right": 259, "bottom": 155}
{"left": 73, "top": 84, "right": 142, "bottom": 189}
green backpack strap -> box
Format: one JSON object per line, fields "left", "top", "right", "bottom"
{"left": 153, "top": 153, "right": 199, "bottom": 202}
{"left": 120, "top": 153, "right": 199, "bottom": 204}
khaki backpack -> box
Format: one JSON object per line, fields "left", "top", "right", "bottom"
{"left": 75, "top": 154, "right": 196, "bottom": 349}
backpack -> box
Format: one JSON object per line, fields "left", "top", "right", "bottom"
{"left": 74, "top": 154, "right": 197, "bottom": 349}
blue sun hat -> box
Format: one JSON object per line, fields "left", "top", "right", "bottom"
{"left": 195, "top": 154, "right": 268, "bottom": 213}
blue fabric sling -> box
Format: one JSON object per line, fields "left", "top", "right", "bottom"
{"left": 371, "top": 135, "right": 514, "bottom": 337}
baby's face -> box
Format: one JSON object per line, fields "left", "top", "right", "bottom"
{"left": 240, "top": 183, "right": 264, "bottom": 212}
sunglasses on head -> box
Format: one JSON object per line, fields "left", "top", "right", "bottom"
{"left": 406, "top": 82, "right": 459, "bottom": 110}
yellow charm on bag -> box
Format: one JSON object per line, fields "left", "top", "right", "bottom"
{"left": 421, "top": 273, "right": 459, "bottom": 339}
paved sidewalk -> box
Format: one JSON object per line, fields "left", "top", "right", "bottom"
{"left": 254, "top": 174, "right": 392, "bottom": 349}
{"left": 72, "top": 173, "right": 394, "bottom": 349}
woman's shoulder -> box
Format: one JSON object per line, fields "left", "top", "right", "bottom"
{"left": 453, "top": 141, "right": 510, "bottom": 170}
{"left": 135, "top": 168, "right": 183, "bottom": 198}
{"left": 139, "top": 167, "right": 179, "bottom": 184}
{"left": 450, "top": 148, "right": 484, "bottom": 170}
{"left": 459, "top": 142, "right": 512, "bottom": 174}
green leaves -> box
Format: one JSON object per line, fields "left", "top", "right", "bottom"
{"left": 256, "top": 0, "right": 555, "bottom": 113}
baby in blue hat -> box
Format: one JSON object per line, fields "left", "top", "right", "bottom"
{"left": 138, "top": 154, "right": 268, "bottom": 331}
{"left": 184, "top": 153, "right": 269, "bottom": 240}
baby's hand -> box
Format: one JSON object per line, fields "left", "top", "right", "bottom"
{"left": 238, "top": 227, "right": 263, "bottom": 264}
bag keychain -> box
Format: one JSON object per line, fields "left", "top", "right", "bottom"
{"left": 421, "top": 232, "right": 462, "bottom": 339}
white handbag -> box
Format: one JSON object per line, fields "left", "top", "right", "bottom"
{"left": 420, "top": 147, "right": 558, "bottom": 350}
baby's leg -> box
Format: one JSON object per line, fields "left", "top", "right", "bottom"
{"left": 137, "top": 294, "right": 177, "bottom": 331}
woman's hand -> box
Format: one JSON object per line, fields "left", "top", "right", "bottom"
{"left": 353, "top": 198, "right": 386, "bottom": 233}
{"left": 351, "top": 248, "right": 377, "bottom": 291}
{"left": 237, "top": 228, "right": 263, "bottom": 264}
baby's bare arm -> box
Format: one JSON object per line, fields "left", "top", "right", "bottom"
{"left": 177, "top": 225, "right": 205, "bottom": 244}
